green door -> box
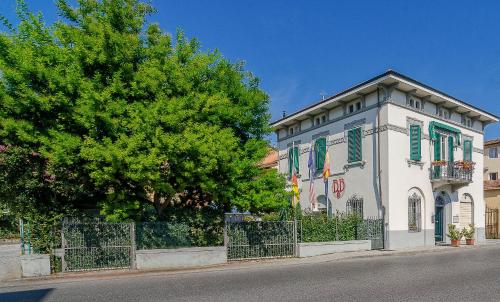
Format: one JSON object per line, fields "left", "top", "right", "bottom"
{"left": 435, "top": 206, "right": 444, "bottom": 242}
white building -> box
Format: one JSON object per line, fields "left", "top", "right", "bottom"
{"left": 271, "top": 70, "right": 498, "bottom": 249}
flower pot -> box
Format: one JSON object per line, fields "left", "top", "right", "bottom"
{"left": 451, "top": 239, "right": 460, "bottom": 247}
{"left": 466, "top": 239, "right": 475, "bottom": 246}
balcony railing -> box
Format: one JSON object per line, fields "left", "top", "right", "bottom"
{"left": 430, "top": 161, "right": 474, "bottom": 183}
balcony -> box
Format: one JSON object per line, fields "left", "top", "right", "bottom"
{"left": 430, "top": 161, "right": 474, "bottom": 190}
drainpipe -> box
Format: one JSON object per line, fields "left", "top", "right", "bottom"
{"left": 377, "top": 87, "right": 386, "bottom": 248}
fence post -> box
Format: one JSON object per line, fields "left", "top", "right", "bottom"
{"left": 61, "top": 224, "right": 66, "bottom": 275}
{"left": 293, "top": 220, "right": 298, "bottom": 257}
{"left": 130, "top": 222, "right": 136, "bottom": 270}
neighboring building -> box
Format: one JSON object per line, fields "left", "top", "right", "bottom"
{"left": 270, "top": 70, "right": 498, "bottom": 249}
{"left": 484, "top": 139, "right": 500, "bottom": 181}
{"left": 484, "top": 140, "right": 500, "bottom": 238}
{"left": 259, "top": 149, "right": 278, "bottom": 169}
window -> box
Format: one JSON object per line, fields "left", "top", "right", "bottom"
{"left": 434, "top": 133, "right": 454, "bottom": 162}
{"left": 463, "top": 140, "right": 472, "bottom": 161}
{"left": 314, "top": 137, "right": 327, "bottom": 172}
{"left": 314, "top": 114, "right": 327, "bottom": 127}
{"left": 408, "top": 98, "right": 421, "bottom": 110}
{"left": 346, "top": 195, "right": 363, "bottom": 217}
{"left": 288, "top": 124, "right": 299, "bottom": 136}
{"left": 348, "top": 127, "right": 362, "bottom": 163}
{"left": 288, "top": 146, "right": 299, "bottom": 175}
{"left": 438, "top": 107, "right": 450, "bottom": 119}
{"left": 347, "top": 101, "right": 362, "bottom": 115}
{"left": 490, "top": 172, "right": 498, "bottom": 181}
{"left": 409, "top": 124, "right": 421, "bottom": 161}
{"left": 463, "top": 117, "right": 473, "bottom": 128}
{"left": 489, "top": 147, "right": 498, "bottom": 159}
{"left": 408, "top": 193, "right": 421, "bottom": 232}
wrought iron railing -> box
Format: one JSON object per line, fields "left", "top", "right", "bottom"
{"left": 430, "top": 161, "right": 473, "bottom": 182}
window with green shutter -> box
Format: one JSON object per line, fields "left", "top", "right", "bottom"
{"left": 348, "top": 127, "right": 362, "bottom": 163}
{"left": 409, "top": 125, "right": 421, "bottom": 161}
{"left": 463, "top": 140, "right": 472, "bottom": 161}
{"left": 448, "top": 136, "right": 454, "bottom": 162}
{"left": 315, "top": 137, "right": 326, "bottom": 171}
{"left": 288, "top": 146, "right": 300, "bottom": 175}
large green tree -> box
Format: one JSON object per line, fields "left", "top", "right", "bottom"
{"left": 0, "top": 0, "right": 290, "bottom": 221}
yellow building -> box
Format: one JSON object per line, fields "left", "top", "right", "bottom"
{"left": 484, "top": 139, "right": 500, "bottom": 238}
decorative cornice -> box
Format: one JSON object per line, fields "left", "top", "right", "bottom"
{"left": 344, "top": 118, "right": 366, "bottom": 130}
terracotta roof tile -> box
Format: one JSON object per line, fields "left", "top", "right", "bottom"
{"left": 259, "top": 149, "right": 278, "bottom": 168}
{"left": 485, "top": 139, "right": 500, "bottom": 147}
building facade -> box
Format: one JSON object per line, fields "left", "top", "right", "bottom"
{"left": 271, "top": 70, "right": 498, "bottom": 250}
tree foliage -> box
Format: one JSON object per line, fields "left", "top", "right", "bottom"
{"left": 0, "top": 0, "right": 290, "bottom": 221}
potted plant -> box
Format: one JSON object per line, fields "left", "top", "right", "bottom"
{"left": 446, "top": 224, "right": 462, "bottom": 247}
{"left": 462, "top": 224, "right": 476, "bottom": 245}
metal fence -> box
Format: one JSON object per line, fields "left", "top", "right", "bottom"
{"left": 61, "top": 221, "right": 134, "bottom": 272}
{"left": 356, "top": 217, "right": 384, "bottom": 250}
{"left": 486, "top": 207, "right": 499, "bottom": 239}
{"left": 225, "top": 216, "right": 385, "bottom": 261}
{"left": 225, "top": 221, "right": 297, "bottom": 261}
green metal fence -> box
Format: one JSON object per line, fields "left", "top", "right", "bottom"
{"left": 61, "top": 220, "right": 134, "bottom": 272}
{"left": 225, "top": 221, "right": 297, "bottom": 261}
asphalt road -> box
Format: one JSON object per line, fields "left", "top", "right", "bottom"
{"left": 2, "top": 244, "right": 500, "bottom": 302}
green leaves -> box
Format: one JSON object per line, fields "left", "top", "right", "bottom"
{"left": 0, "top": 0, "right": 288, "bottom": 222}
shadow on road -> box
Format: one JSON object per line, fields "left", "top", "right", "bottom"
{"left": 0, "top": 288, "right": 54, "bottom": 302}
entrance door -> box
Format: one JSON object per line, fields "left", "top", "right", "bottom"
{"left": 435, "top": 205, "right": 444, "bottom": 242}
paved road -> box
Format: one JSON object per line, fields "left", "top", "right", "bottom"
{"left": 2, "top": 244, "right": 500, "bottom": 302}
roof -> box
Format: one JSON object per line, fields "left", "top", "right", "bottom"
{"left": 485, "top": 180, "right": 500, "bottom": 190}
{"left": 485, "top": 139, "right": 500, "bottom": 147}
{"left": 271, "top": 70, "right": 499, "bottom": 129}
{"left": 259, "top": 149, "right": 278, "bottom": 169}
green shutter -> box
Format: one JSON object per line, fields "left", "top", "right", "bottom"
{"left": 293, "top": 147, "right": 300, "bottom": 173}
{"left": 348, "top": 128, "right": 362, "bottom": 163}
{"left": 410, "top": 125, "right": 421, "bottom": 161}
{"left": 348, "top": 129, "right": 355, "bottom": 163}
{"left": 464, "top": 140, "right": 472, "bottom": 161}
{"left": 288, "top": 148, "right": 293, "bottom": 175}
{"left": 434, "top": 133, "right": 441, "bottom": 161}
{"left": 448, "top": 136, "right": 454, "bottom": 162}
{"left": 355, "top": 128, "right": 362, "bottom": 162}
{"left": 315, "top": 137, "right": 326, "bottom": 171}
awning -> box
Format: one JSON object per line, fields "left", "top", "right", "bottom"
{"left": 428, "top": 121, "right": 461, "bottom": 145}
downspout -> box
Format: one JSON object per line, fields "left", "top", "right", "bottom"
{"left": 377, "top": 87, "right": 385, "bottom": 248}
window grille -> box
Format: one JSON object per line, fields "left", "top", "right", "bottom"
{"left": 408, "top": 193, "right": 421, "bottom": 232}
{"left": 346, "top": 195, "right": 363, "bottom": 217}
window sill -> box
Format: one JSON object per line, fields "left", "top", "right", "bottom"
{"left": 408, "top": 230, "right": 421, "bottom": 233}
{"left": 344, "top": 160, "right": 366, "bottom": 171}
{"left": 406, "top": 159, "right": 425, "bottom": 168}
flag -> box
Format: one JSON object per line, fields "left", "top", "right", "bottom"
{"left": 308, "top": 143, "right": 316, "bottom": 210}
{"left": 291, "top": 171, "right": 300, "bottom": 206}
{"left": 322, "top": 147, "right": 330, "bottom": 181}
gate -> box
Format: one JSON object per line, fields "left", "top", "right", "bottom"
{"left": 486, "top": 207, "right": 499, "bottom": 239}
{"left": 225, "top": 221, "right": 296, "bottom": 261}
{"left": 356, "top": 217, "right": 384, "bottom": 250}
{"left": 61, "top": 221, "right": 134, "bottom": 272}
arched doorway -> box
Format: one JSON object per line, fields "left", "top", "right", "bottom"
{"left": 435, "top": 192, "right": 450, "bottom": 242}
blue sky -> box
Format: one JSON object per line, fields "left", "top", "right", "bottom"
{"left": 2, "top": 0, "right": 500, "bottom": 140}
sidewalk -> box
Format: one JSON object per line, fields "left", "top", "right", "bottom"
{"left": 3, "top": 240, "right": 499, "bottom": 288}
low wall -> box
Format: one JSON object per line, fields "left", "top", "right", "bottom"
{"left": 20, "top": 254, "right": 51, "bottom": 277}
{"left": 0, "top": 244, "right": 22, "bottom": 281}
{"left": 136, "top": 246, "right": 227, "bottom": 270}
{"left": 298, "top": 240, "right": 371, "bottom": 258}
